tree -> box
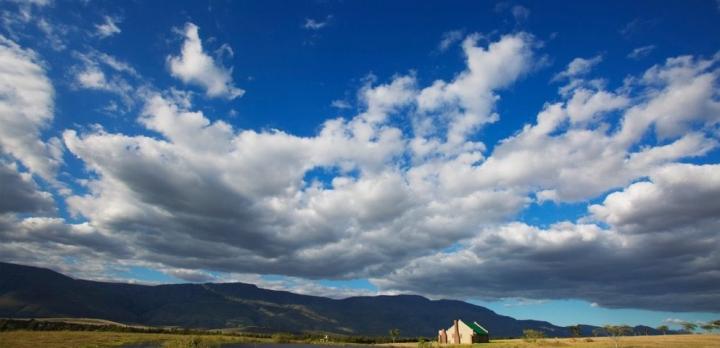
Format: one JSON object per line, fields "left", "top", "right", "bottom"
{"left": 522, "top": 329, "right": 545, "bottom": 343}
{"left": 701, "top": 323, "right": 715, "bottom": 334}
{"left": 681, "top": 322, "right": 698, "bottom": 334}
{"left": 389, "top": 328, "right": 400, "bottom": 343}
{"left": 569, "top": 324, "right": 582, "bottom": 338}
{"left": 656, "top": 325, "right": 669, "bottom": 335}
{"left": 603, "top": 325, "right": 632, "bottom": 348}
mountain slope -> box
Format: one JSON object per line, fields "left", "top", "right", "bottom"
{"left": 0, "top": 262, "right": 660, "bottom": 337}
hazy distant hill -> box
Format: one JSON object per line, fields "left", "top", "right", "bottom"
{"left": 0, "top": 262, "right": 663, "bottom": 338}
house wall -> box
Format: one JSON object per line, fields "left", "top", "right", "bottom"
{"left": 444, "top": 320, "right": 477, "bottom": 344}
{"left": 438, "top": 329, "right": 447, "bottom": 344}
{"left": 457, "top": 320, "right": 476, "bottom": 344}
{"left": 472, "top": 334, "right": 489, "bottom": 343}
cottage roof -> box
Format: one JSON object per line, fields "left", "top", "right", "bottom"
{"left": 467, "top": 321, "right": 489, "bottom": 335}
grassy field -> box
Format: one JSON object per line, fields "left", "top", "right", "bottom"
{"left": 1, "top": 332, "right": 719, "bottom": 348}
{"left": 0, "top": 330, "right": 267, "bottom": 348}
{"left": 383, "top": 335, "right": 720, "bottom": 348}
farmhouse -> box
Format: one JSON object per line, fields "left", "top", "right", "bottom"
{"left": 438, "top": 319, "right": 489, "bottom": 344}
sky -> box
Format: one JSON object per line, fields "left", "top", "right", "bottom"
{"left": 1, "top": 0, "right": 719, "bottom": 329}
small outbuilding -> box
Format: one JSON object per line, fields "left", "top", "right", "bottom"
{"left": 438, "top": 319, "right": 489, "bottom": 344}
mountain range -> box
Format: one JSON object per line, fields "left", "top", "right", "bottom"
{"left": 0, "top": 262, "right": 663, "bottom": 338}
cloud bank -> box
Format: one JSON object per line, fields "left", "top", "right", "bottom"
{"left": 0, "top": 25, "right": 719, "bottom": 313}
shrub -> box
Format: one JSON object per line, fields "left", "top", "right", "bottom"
{"left": 522, "top": 329, "right": 545, "bottom": 342}
{"left": 271, "top": 333, "right": 292, "bottom": 343}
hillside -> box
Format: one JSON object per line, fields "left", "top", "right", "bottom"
{"left": 0, "top": 262, "right": 661, "bottom": 338}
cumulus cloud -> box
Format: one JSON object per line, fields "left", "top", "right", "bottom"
{"left": 372, "top": 51, "right": 720, "bottom": 312}
{"left": 0, "top": 212, "right": 132, "bottom": 283}
{"left": 95, "top": 16, "right": 121, "bottom": 38}
{"left": 375, "top": 200, "right": 720, "bottom": 312}
{"left": 0, "top": 35, "right": 62, "bottom": 180}
{"left": 3, "top": 27, "right": 720, "bottom": 314}
{"left": 470, "top": 52, "right": 718, "bottom": 203}
{"left": 553, "top": 55, "right": 603, "bottom": 81}
{"left": 416, "top": 33, "right": 535, "bottom": 153}
{"left": 168, "top": 23, "right": 244, "bottom": 99}
{"left": 58, "top": 34, "right": 534, "bottom": 280}
{"left": 615, "top": 54, "right": 720, "bottom": 144}
{"left": 590, "top": 163, "right": 720, "bottom": 234}
{"left": 71, "top": 50, "right": 140, "bottom": 110}
{"left": 0, "top": 163, "right": 54, "bottom": 214}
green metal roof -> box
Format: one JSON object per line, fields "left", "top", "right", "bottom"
{"left": 467, "top": 321, "right": 489, "bottom": 335}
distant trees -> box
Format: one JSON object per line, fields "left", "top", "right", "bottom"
{"left": 698, "top": 320, "right": 720, "bottom": 334}
{"left": 656, "top": 325, "right": 669, "bottom": 335}
{"left": 700, "top": 323, "right": 715, "bottom": 334}
{"left": 569, "top": 324, "right": 581, "bottom": 338}
{"left": 681, "top": 322, "right": 698, "bottom": 333}
{"left": 602, "top": 325, "right": 632, "bottom": 348}
{"left": 389, "top": 328, "right": 400, "bottom": 343}
{"left": 522, "top": 329, "right": 545, "bottom": 342}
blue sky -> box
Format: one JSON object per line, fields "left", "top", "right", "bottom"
{"left": 1, "top": 0, "right": 719, "bottom": 330}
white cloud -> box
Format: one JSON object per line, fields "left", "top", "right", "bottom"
{"left": 303, "top": 16, "right": 331, "bottom": 30}
{"left": 95, "top": 16, "right": 121, "bottom": 39}
{"left": 2, "top": 26, "right": 719, "bottom": 314}
{"left": 0, "top": 35, "right": 62, "bottom": 180}
{"left": 438, "top": 30, "right": 464, "bottom": 52}
{"left": 565, "top": 88, "right": 629, "bottom": 125}
{"left": 503, "top": 298, "right": 547, "bottom": 307}
{"left": 168, "top": 23, "right": 244, "bottom": 99}
{"left": 553, "top": 55, "right": 603, "bottom": 81}
{"left": 5, "top": 0, "right": 51, "bottom": 5}
{"left": 663, "top": 318, "right": 686, "bottom": 325}
{"left": 59, "top": 35, "right": 536, "bottom": 279}
{"left": 76, "top": 67, "right": 108, "bottom": 89}
{"left": 468, "top": 52, "right": 719, "bottom": 203}
{"left": 331, "top": 99, "right": 351, "bottom": 109}
{"left": 36, "top": 17, "right": 66, "bottom": 51}
{"left": 615, "top": 54, "right": 720, "bottom": 145}
{"left": 628, "top": 45, "right": 655, "bottom": 60}
{"left": 590, "top": 163, "right": 720, "bottom": 234}
{"left": 71, "top": 50, "right": 139, "bottom": 111}
{"left": 416, "top": 33, "right": 535, "bottom": 154}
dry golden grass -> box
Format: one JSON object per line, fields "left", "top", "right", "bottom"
{"left": 381, "top": 335, "right": 720, "bottom": 348}
{"left": 0, "top": 330, "right": 264, "bottom": 348}
{"left": 1, "top": 332, "right": 719, "bottom": 348}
